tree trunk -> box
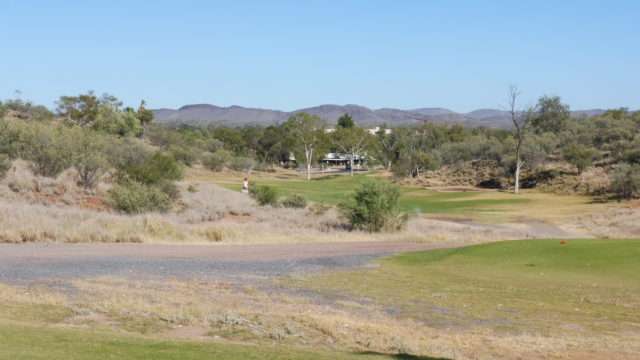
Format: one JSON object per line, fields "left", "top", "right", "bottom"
{"left": 514, "top": 133, "right": 523, "bottom": 194}
{"left": 514, "top": 158, "right": 522, "bottom": 194}
{"left": 350, "top": 157, "right": 354, "bottom": 176}
{"left": 305, "top": 148, "right": 313, "bottom": 180}
{"left": 387, "top": 160, "right": 392, "bottom": 172}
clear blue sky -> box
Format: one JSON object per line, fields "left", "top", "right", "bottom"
{"left": 2, "top": 0, "right": 638, "bottom": 112}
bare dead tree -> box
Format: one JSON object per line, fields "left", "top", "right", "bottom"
{"left": 506, "top": 85, "right": 534, "bottom": 194}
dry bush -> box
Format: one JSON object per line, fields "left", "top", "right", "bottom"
{"left": 0, "top": 160, "right": 85, "bottom": 205}
{"left": 538, "top": 166, "right": 610, "bottom": 195}
{"left": 0, "top": 163, "right": 565, "bottom": 245}
{"left": 561, "top": 207, "right": 640, "bottom": 238}
{"left": 0, "top": 160, "right": 631, "bottom": 245}
{"left": 400, "top": 160, "right": 507, "bottom": 188}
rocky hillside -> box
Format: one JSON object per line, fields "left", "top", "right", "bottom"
{"left": 152, "top": 104, "right": 609, "bottom": 128}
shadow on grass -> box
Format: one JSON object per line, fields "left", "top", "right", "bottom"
{"left": 588, "top": 195, "right": 612, "bottom": 204}
{"left": 357, "top": 351, "right": 452, "bottom": 360}
{"left": 311, "top": 174, "right": 342, "bottom": 181}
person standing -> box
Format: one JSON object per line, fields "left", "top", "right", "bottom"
{"left": 241, "top": 177, "right": 249, "bottom": 194}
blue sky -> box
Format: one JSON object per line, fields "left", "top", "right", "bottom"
{"left": 2, "top": 0, "right": 638, "bottom": 112}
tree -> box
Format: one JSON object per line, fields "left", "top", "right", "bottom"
{"left": 506, "top": 85, "right": 534, "bottom": 194}
{"left": 562, "top": 143, "right": 599, "bottom": 174}
{"left": 257, "top": 125, "right": 285, "bottom": 166}
{"left": 212, "top": 127, "right": 246, "bottom": 155}
{"left": 393, "top": 126, "right": 432, "bottom": 178}
{"left": 332, "top": 126, "right": 372, "bottom": 176}
{"left": 337, "top": 113, "right": 354, "bottom": 128}
{"left": 283, "top": 112, "right": 327, "bottom": 180}
{"left": 376, "top": 124, "right": 400, "bottom": 171}
{"left": 609, "top": 163, "right": 640, "bottom": 200}
{"left": 531, "top": 95, "right": 570, "bottom": 134}
{"left": 56, "top": 91, "right": 121, "bottom": 126}
{"left": 137, "top": 100, "right": 154, "bottom": 138}
{"left": 240, "top": 126, "right": 264, "bottom": 159}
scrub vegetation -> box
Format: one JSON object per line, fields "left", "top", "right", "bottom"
{"left": 1, "top": 91, "right": 639, "bottom": 359}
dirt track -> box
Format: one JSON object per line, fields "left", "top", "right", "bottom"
{"left": 0, "top": 242, "right": 455, "bottom": 284}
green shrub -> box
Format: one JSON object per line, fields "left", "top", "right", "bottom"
{"left": 228, "top": 156, "right": 256, "bottom": 172}
{"left": 20, "top": 123, "right": 74, "bottom": 177}
{"left": 187, "top": 184, "right": 198, "bottom": 192}
{"left": 204, "top": 138, "right": 224, "bottom": 153}
{"left": 254, "top": 166, "right": 277, "bottom": 173}
{"left": 0, "top": 154, "right": 11, "bottom": 179}
{"left": 281, "top": 194, "right": 308, "bottom": 208}
{"left": 203, "top": 150, "right": 232, "bottom": 171}
{"left": 339, "top": 180, "right": 408, "bottom": 232}
{"left": 157, "top": 180, "right": 181, "bottom": 200}
{"left": 562, "top": 143, "right": 600, "bottom": 173}
{"left": 92, "top": 107, "right": 142, "bottom": 137}
{"left": 70, "top": 128, "right": 110, "bottom": 188}
{"left": 0, "top": 120, "right": 22, "bottom": 159}
{"left": 249, "top": 184, "right": 279, "bottom": 206}
{"left": 624, "top": 146, "right": 640, "bottom": 164}
{"left": 118, "top": 151, "right": 183, "bottom": 185}
{"left": 168, "top": 145, "right": 199, "bottom": 167}
{"left": 609, "top": 163, "right": 640, "bottom": 200}
{"left": 111, "top": 182, "right": 172, "bottom": 214}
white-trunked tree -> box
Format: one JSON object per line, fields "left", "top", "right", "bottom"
{"left": 283, "top": 112, "right": 327, "bottom": 180}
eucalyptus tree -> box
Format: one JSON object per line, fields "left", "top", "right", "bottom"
{"left": 283, "top": 112, "right": 327, "bottom": 180}
{"left": 376, "top": 124, "right": 400, "bottom": 171}
{"left": 332, "top": 125, "right": 373, "bottom": 176}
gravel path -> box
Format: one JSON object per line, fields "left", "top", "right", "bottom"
{"left": 0, "top": 242, "right": 455, "bottom": 284}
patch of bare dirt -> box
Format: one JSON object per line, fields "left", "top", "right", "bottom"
{"left": 0, "top": 242, "right": 456, "bottom": 262}
{"left": 163, "top": 325, "right": 209, "bottom": 340}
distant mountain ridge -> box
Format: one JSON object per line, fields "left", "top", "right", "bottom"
{"left": 152, "top": 104, "right": 611, "bottom": 129}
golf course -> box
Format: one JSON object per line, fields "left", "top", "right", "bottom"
{"left": 294, "top": 239, "right": 640, "bottom": 335}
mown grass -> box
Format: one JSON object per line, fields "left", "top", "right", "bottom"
{"left": 0, "top": 303, "right": 73, "bottom": 324}
{"left": 296, "top": 239, "right": 640, "bottom": 335}
{"left": 0, "top": 320, "right": 444, "bottom": 360}
{"left": 208, "top": 172, "right": 529, "bottom": 216}
{"left": 198, "top": 169, "right": 626, "bottom": 224}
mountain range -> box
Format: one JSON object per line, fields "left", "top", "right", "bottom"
{"left": 152, "top": 104, "right": 609, "bottom": 129}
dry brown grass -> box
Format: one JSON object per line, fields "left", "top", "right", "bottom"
{"left": 2, "top": 278, "right": 638, "bottom": 360}
{"left": 0, "top": 159, "right": 636, "bottom": 245}
{"left": 561, "top": 206, "right": 640, "bottom": 238}
{"left": 0, "top": 160, "right": 536, "bottom": 244}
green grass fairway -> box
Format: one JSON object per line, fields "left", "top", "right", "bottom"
{"left": 212, "top": 173, "right": 529, "bottom": 216}
{"left": 0, "top": 321, "right": 445, "bottom": 360}
{"left": 296, "top": 239, "right": 640, "bottom": 335}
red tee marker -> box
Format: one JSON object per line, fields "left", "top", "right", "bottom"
{"left": 560, "top": 241, "right": 567, "bottom": 245}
